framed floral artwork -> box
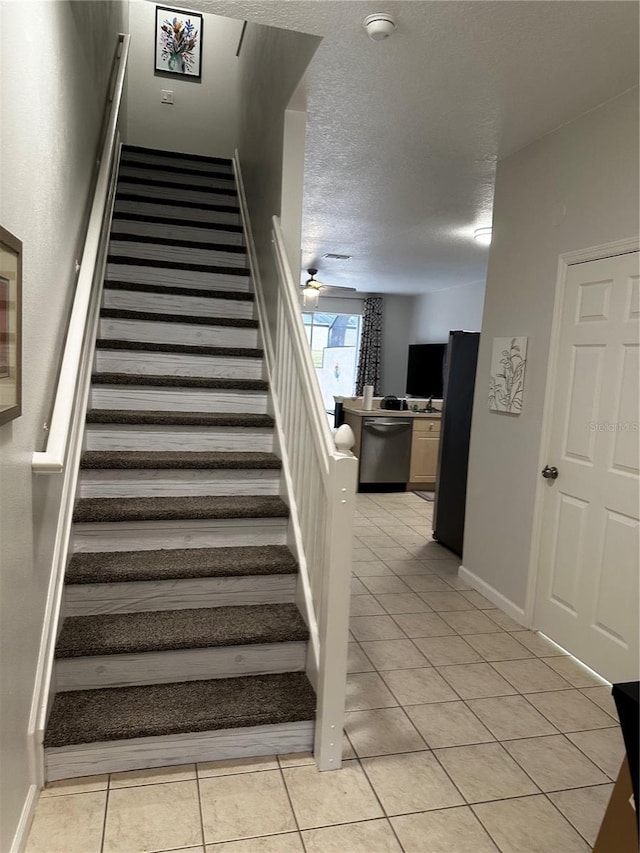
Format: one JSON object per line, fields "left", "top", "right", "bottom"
{"left": 0, "top": 226, "right": 22, "bottom": 425}
{"left": 155, "top": 6, "right": 202, "bottom": 80}
{"left": 488, "top": 337, "right": 527, "bottom": 414}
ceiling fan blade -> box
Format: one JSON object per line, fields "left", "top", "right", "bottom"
{"left": 319, "top": 284, "right": 357, "bottom": 293}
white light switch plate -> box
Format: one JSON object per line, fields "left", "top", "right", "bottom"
{"left": 161, "top": 89, "right": 174, "bottom": 104}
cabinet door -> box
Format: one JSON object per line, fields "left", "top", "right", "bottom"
{"left": 410, "top": 422, "right": 440, "bottom": 482}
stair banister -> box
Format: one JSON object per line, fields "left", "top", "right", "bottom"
{"left": 244, "top": 208, "right": 357, "bottom": 771}
{"left": 32, "top": 33, "right": 131, "bottom": 474}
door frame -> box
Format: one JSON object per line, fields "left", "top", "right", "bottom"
{"left": 524, "top": 236, "right": 640, "bottom": 629}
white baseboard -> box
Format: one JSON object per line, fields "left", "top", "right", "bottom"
{"left": 458, "top": 565, "right": 528, "bottom": 627}
{"left": 10, "top": 784, "right": 38, "bottom": 853}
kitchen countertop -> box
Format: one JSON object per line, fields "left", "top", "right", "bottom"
{"left": 343, "top": 407, "right": 441, "bottom": 419}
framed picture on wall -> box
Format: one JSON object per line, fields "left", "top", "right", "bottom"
{"left": 0, "top": 226, "right": 22, "bottom": 425}
{"left": 154, "top": 6, "right": 203, "bottom": 80}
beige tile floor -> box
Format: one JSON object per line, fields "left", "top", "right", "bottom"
{"left": 25, "top": 492, "right": 625, "bottom": 853}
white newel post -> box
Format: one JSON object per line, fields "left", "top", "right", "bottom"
{"left": 314, "top": 426, "right": 358, "bottom": 770}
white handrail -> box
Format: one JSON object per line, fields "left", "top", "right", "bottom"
{"left": 32, "top": 33, "right": 131, "bottom": 473}
{"left": 271, "top": 218, "right": 334, "bottom": 462}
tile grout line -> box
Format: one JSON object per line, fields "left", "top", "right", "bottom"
{"left": 99, "top": 777, "right": 110, "bottom": 853}
{"left": 277, "top": 757, "right": 308, "bottom": 852}
{"left": 194, "top": 764, "right": 208, "bottom": 851}
{"left": 349, "top": 753, "right": 409, "bottom": 852}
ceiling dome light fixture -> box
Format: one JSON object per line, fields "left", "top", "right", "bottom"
{"left": 473, "top": 227, "right": 492, "bottom": 246}
{"left": 363, "top": 13, "right": 397, "bottom": 41}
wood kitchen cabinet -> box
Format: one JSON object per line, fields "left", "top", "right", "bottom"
{"left": 408, "top": 418, "right": 440, "bottom": 487}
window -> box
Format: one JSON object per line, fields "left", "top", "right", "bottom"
{"left": 302, "top": 312, "right": 362, "bottom": 411}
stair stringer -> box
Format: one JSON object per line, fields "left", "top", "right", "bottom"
{"left": 233, "top": 151, "right": 320, "bottom": 689}
{"left": 27, "top": 142, "right": 122, "bottom": 789}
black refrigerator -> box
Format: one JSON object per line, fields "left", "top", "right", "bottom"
{"left": 432, "top": 331, "right": 480, "bottom": 556}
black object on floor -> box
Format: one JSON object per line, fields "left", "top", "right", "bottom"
{"left": 414, "top": 490, "right": 435, "bottom": 502}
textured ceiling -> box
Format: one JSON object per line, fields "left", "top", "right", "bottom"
{"left": 199, "top": 1, "right": 639, "bottom": 294}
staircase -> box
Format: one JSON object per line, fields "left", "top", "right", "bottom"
{"left": 43, "top": 145, "right": 316, "bottom": 782}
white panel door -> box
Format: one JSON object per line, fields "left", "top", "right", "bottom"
{"left": 535, "top": 251, "right": 639, "bottom": 683}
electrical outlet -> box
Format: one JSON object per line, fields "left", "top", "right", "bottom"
{"left": 161, "top": 89, "right": 174, "bottom": 105}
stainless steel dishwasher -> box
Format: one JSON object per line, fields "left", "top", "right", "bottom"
{"left": 359, "top": 417, "right": 412, "bottom": 484}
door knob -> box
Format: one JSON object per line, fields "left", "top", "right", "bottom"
{"left": 541, "top": 465, "right": 559, "bottom": 480}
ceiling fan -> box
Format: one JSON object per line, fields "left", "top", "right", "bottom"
{"left": 300, "top": 268, "right": 356, "bottom": 307}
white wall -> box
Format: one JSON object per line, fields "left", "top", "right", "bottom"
{"left": 410, "top": 280, "right": 485, "bottom": 344}
{"left": 0, "top": 2, "right": 127, "bottom": 848}
{"left": 236, "top": 22, "right": 321, "bottom": 348}
{"left": 464, "top": 88, "right": 639, "bottom": 611}
{"left": 126, "top": 1, "right": 242, "bottom": 157}
{"left": 380, "top": 295, "right": 415, "bottom": 396}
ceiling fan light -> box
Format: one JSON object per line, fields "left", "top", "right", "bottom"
{"left": 302, "top": 285, "right": 320, "bottom": 309}
{"left": 474, "top": 227, "right": 492, "bottom": 246}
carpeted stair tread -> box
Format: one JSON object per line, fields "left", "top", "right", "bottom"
{"left": 94, "top": 339, "right": 263, "bottom": 359}
{"left": 104, "top": 280, "right": 253, "bottom": 300}
{"left": 80, "top": 451, "right": 282, "bottom": 470}
{"left": 55, "top": 603, "right": 308, "bottom": 659}
{"left": 116, "top": 176, "right": 238, "bottom": 197}
{"left": 65, "top": 545, "right": 298, "bottom": 584}
{"left": 73, "top": 494, "right": 289, "bottom": 523}
{"left": 85, "top": 409, "right": 274, "bottom": 427}
{"left": 112, "top": 212, "right": 244, "bottom": 234}
{"left": 118, "top": 159, "right": 235, "bottom": 182}
{"left": 109, "top": 234, "right": 246, "bottom": 254}
{"left": 115, "top": 195, "right": 240, "bottom": 217}
{"left": 107, "top": 247, "right": 247, "bottom": 270}
{"left": 91, "top": 372, "right": 268, "bottom": 391}
{"left": 44, "top": 671, "right": 315, "bottom": 747}
{"left": 101, "top": 307, "right": 258, "bottom": 328}
{"left": 122, "top": 144, "right": 233, "bottom": 167}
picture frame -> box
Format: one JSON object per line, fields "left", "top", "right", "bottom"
{"left": 154, "top": 6, "right": 203, "bottom": 80}
{"left": 0, "top": 226, "right": 22, "bottom": 425}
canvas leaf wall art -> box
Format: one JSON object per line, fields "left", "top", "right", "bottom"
{"left": 155, "top": 6, "right": 202, "bottom": 79}
{"left": 488, "top": 337, "right": 527, "bottom": 414}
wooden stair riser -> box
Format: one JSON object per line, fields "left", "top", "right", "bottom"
{"left": 98, "top": 317, "right": 259, "bottom": 348}
{"left": 106, "top": 262, "right": 249, "bottom": 291}
{"left": 64, "top": 574, "right": 297, "bottom": 617}
{"left": 84, "top": 425, "right": 274, "bottom": 453}
{"left": 94, "top": 349, "right": 264, "bottom": 380}
{"left": 114, "top": 199, "right": 241, "bottom": 227}
{"left": 77, "top": 468, "right": 281, "bottom": 499}
{"left": 89, "top": 386, "right": 268, "bottom": 414}
{"left": 120, "top": 152, "right": 234, "bottom": 175}
{"left": 117, "top": 182, "right": 237, "bottom": 207}
{"left": 45, "top": 721, "right": 313, "bottom": 782}
{"left": 108, "top": 240, "right": 247, "bottom": 269}
{"left": 102, "top": 289, "right": 255, "bottom": 321}
{"left": 118, "top": 165, "right": 235, "bottom": 190}
{"left": 55, "top": 642, "right": 307, "bottom": 691}
{"left": 72, "top": 517, "right": 289, "bottom": 553}
{"left": 111, "top": 217, "right": 244, "bottom": 246}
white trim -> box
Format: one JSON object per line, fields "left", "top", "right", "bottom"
{"left": 32, "top": 33, "right": 130, "bottom": 473}
{"left": 9, "top": 785, "right": 38, "bottom": 853}
{"left": 233, "top": 150, "right": 275, "bottom": 370}
{"left": 524, "top": 237, "right": 640, "bottom": 627}
{"left": 26, "top": 34, "right": 131, "bottom": 788}
{"left": 458, "top": 565, "right": 527, "bottom": 626}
